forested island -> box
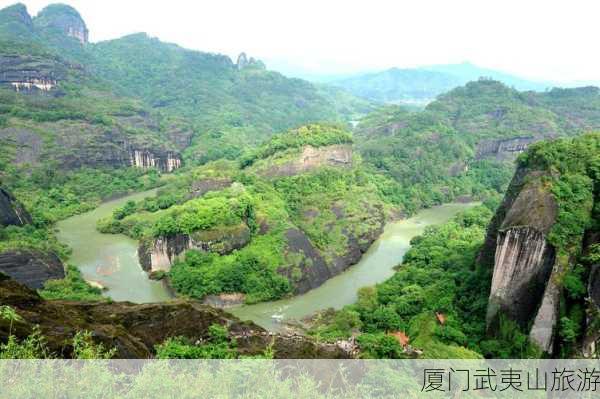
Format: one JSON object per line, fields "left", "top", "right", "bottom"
{"left": 0, "top": 3, "right": 598, "bottom": 360}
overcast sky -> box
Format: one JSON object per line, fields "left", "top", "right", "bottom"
{"left": 7, "top": 0, "right": 600, "bottom": 84}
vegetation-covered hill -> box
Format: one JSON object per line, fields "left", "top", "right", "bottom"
{"left": 0, "top": 3, "right": 370, "bottom": 174}
{"left": 98, "top": 123, "right": 390, "bottom": 303}
{"left": 354, "top": 79, "right": 600, "bottom": 213}
{"left": 0, "top": 3, "right": 371, "bottom": 273}
{"left": 310, "top": 133, "right": 599, "bottom": 359}
{"left": 88, "top": 33, "right": 368, "bottom": 163}
{"left": 332, "top": 62, "right": 550, "bottom": 104}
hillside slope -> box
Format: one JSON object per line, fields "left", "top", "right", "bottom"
{"left": 0, "top": 3, "right": 373, "bottom": 261}
{"left": 354, "top": 79, "right": 600, "bottom": 213}
{"left": 98, "top": 124, "right": 387, "bottom": 303}
{"left": 307, "top": 133, "right": 599, "bottom": 359}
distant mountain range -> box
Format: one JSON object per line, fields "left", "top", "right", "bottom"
{"left": 327, "top": 62, "right": 553, "bottom": 104}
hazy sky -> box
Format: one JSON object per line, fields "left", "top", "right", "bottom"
{"left": 7, "top": 0, "right": 600, "bottom": 83}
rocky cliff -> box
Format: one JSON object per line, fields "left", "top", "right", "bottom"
{"left": 33, "top": 4, "right": 89, "bottom": 44}
{"left": 0, "top": 249, "right": 64, "bottom": 289}
{"left": 480, "top": 134, "right": 599, "bottom": 355}
{"left": 0, "top": 274, "right": 351, "bottom": 358}
{"left": 483, "top": 170, "right": 558, "bottom": 334}
{"left": 0, "top": 186, "right": 65, "bottom": 289}
{"left": 0, "top": 121, "right": 183, "bottom": 173}
{"left": 129, "top": 148, "right": 181, "bottom": 172}
{"left": 482, "top": 166, "right": 565, "bottom": 353}
{"left": 236, "top": 52, "right": 265, "bottom": 70}
{"left": 582, "top": 231, "right": 599, "bottom": 357}
{"left": 0, "top": 186, "right": 31, "bottom": 226}
{"left": 475, "top": 136, "right": 538, "bottom": 161}
{"left": 278, "top": 195, "right": 385, "bottom": 295}
{"left": 252, "top": 144, "right": 353, "bottom": 178}
{"left": 139, "top": 224, "right": 251, "bottom": 272}
{"left": 0, "top": 54, "right": 69, "bottom": 93}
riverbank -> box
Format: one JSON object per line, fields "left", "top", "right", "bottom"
{"left": 56, "top": 188, "right": 173, "bottom": 303}
{"left": 227, "top": 202, "right": 479, "bottom": 330}
{"left": 56, "top": 188, "right": 477, "bottom": 329}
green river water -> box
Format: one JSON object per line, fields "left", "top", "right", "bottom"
{"left": 56, "top": 189, "right": 477, "bottom": 330}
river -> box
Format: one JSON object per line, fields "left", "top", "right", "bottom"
{"left": 56, "top": 189, "right": 477, "bottom": 329}
{"left": 56, "top": 188, "right": 172, "bottom": 303}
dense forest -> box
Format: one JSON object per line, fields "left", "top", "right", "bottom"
{"left": 0, "top": 3, "right": 598, "bottom": 361}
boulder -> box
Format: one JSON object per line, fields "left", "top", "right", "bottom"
{"left": 0, "top": 250, "right": 64, "bottom": 289}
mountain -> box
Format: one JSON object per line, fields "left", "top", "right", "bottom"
{"left": 98, "top": 123, "right": 386, "bottom": 303}
{"left": 354, "top": 79, "right": 600, "bottom": 213}
{"left": 480, "top": 133, "right": 599, "bottom": 356}
{"left": 88, "top": 32, "right": 363, "bottom": 163}
{"left": 0, "top": 2, "right": 373, "bottom": 300}
{"left": 0, "top": 3, "right": 372, "bottom": 218}
{"left": 308, "top": 133, "right": 599, "bottom": 359}
{"left": 332, "top": 62, "right": 551, "bottom": 104}
{"left": 0, "top": 3, "right": 372, "bottom": 170}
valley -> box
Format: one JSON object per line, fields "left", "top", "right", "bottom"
{"left": 0, "top": 2, "right": 598, "bottom": 361}
{"left": 55, "top": 183, "right": 476, "bottom": 329}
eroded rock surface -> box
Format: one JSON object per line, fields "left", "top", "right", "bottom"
{"left": 481, "top": 167, "right": 563, "bottom": 353}
{"left": 0, "top": 54, "right": 68, "bottom": 93}
{"left": 0, "top": 121, "right": 182, "bottom": 173}
{"left": 0, "top": 275, "right": 351, "bottom": 359}
{"left": 139, "top": 224, "right": 251, "bottom": 272}
{"left": 33, "top": 4, "right": 89, "bottom": 44}
{"left": 0, "top": 187, "right": 31, "bottom": 226}
{"left": 0, "top": 250, "right": 64, "bottom": 289}
{"left": 487, "top": 227, "right": 555, "bottom": 328}
{"left": 255, "top": 144, "right": 353, "bottom": 178}
{"left": 475, "top": 136, "right": 537, "bottom": 161}
{"left": 129, "top": 149, "right": 181, "bottom": 172}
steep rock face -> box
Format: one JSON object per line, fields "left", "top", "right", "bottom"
{"left": 0, "top": 250, "right": 64, "bottom": 289}
{"left": 482, "top": 167, "right": 562, "bottom": 352}
{"left": 0, "top": 187, "right": 32, "bottom": 226}
{"left": 138, "top": 224, "right": 251, "bottom": 272}
{"left": 475, "top": 136, "right": 538, "bottom": 161}
{"left": 0, "top": 4, "right": 34, "bottom": 37}
{"left": 129, "top": 148, "right": 181, "bottom": 172}
{"left": 0, "top": 54, "right": 68, "bottom": 93}
{"left": 0, "top": 121, "right": 182, "bottom": 173}
{"left": 1, "top": 3, "right": 33, "bottom": 28}
{"left": 281, "top": 228, "right": 331, "bottom": 294}
{"left": 236, "top": 52, "right": 249, "bottom": 70}
{"left": 138, "top": 234, "right": 190, "bottom": 273}
{"left": 236, "top": 52, "right": 265, "bottom": 70}
{"left": 33, "top": 4, "right": 89, "bottom": 44}
{"left": 528, "top": 269, "right": 562, "bottom": 353}
{"left": 255, "top": 144, "right": 353, "bottom": 178}
{"left": 281, "top": 202, "right": 385, "bottom": 295}
{"left": 0, "top": 275, "right": 350, "bottom": 359}
{"left": 487, "top": 227, "right": 555, "bottom": 328}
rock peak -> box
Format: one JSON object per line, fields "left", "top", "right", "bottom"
{"left": 236, "top": 52, "right": 265, "bottom": 70}
{"left": 236, "top": 52, "right": 248, "bottom": 69}
{"left": 34, "top": 3, "right": 88, "bottom": 44}
{"left": 0, "top": 3, "right": 33, "bottom": 33}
